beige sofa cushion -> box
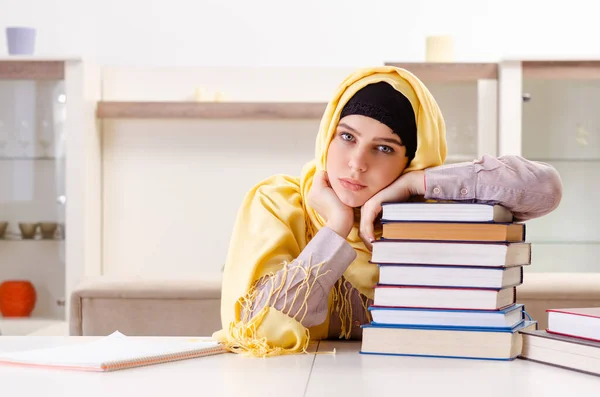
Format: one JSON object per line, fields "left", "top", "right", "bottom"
{"left": 70, "top": 274, "right": 222, "bottom": 337}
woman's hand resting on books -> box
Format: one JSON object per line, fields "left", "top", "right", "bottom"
{"left": 308, "top": 170, "right": 355, "bottom": 238}
{"left": 359, "top": 170, "right": 425, "bottom": 251}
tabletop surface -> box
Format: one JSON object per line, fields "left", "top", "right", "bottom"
{"left": 1, "top": 336, "right": 599, "bottom": 397}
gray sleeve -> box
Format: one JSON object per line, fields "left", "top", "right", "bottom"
{"left": 424, "top": 155, "right": 563, "bottom": 221}
{"left": 243, "top": 226, "right": 357, "bottom": 328}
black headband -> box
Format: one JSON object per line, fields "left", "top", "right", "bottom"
{"left": 340, "top": 81, "right": 417, "bottom": 161}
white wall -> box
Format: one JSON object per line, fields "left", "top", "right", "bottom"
{"left": 99, "top": 67, "right": 482, "bottom": 276}
{"left": 102, "top": 119, "right": 318, "bottom": 275}
{"left": 2, "top": 0, "right": 600, "bottom": 67}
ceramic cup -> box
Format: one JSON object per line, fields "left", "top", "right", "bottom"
{"left": 39, "top": 222, "right": 58, "bottom": 239}
{"left": 18, "top": 222, "right": 38, "bottom": 239}
{"left": 0, "top": 222, "right": 7, "bottom": 239}
{"left": 6, "top": 27, "right": 36, "bottom": 55}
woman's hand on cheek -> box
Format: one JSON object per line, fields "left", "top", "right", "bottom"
{"left": 307, "top": 171, "right": 355, "bottom": 238}
{"left": 359, "top": 170, "right": 425, "bottom": 251}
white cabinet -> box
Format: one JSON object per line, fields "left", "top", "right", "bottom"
{"left": 0, "top": 58, "right": 101, "bottom": 335}
{"left": 499, "top": 60, "right": 600, "bottom": 272}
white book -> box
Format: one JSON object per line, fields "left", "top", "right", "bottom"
{"left": 381, "top": 202, "right": 513, "bottom": 222}
{"left": 378, "top": 264, "right": 523, "bottom": 289}
{"left": 373, "top": 285, "right": 516, "bottom": 310}
{"left": 360, "top": 321, "right": 537, "bottom": 360}
{"left": 369, "top": 304, "right": 525, "bottom": 328}
{"left": 371, "top": 240, "right": 531, "bottom": 267}
{"left": 546, "top": 308, "right": 600, "bottom": 342}
{"left": 520, "top": 330, "right": 600, "bottom": 376}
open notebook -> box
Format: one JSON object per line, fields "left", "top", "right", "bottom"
{"left": 0, "top": 331, "right": 228, "bottom": 372}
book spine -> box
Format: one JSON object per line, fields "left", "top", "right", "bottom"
{"left": 519, "top": 266, "right": 524, "bottom": 285}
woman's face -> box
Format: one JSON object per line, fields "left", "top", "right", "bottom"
{"left": 326, "top": 115, "right": 409, "bottom": 208}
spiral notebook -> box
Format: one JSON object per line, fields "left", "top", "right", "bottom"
{"left": 0, "top": 331, "right": 228, "bottom": 372}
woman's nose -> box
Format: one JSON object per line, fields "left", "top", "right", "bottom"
{"left": 348, "top": 148, "right": 368, "bottom": 173}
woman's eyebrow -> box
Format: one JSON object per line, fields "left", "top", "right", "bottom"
{"left": 338, "top": 122, "right": 361, "bottom": 135}
{"left": 374, "top": 137, "right": 403, "bottom": 146}
{"left": 338, "top": 122, "right": 403, "bottom": 146}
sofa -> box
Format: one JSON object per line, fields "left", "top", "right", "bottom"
{"left": 69, "top": 272, "right": 600, "bottom": 336}
{"left": 69, "top": 274, "right": 223, "bottom": 337}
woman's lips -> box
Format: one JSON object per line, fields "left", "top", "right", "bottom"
{"left": 339, "top": 178, "right": 366, "bottom": 191}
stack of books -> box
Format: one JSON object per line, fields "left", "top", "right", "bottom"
{"left": 520, "top": 307, "right": 600, "bottom": 375}
{"left": 360, "top": 201, "right": 537, "bottom": 361}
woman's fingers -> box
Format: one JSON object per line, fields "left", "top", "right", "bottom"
{"left": 360, "top": 202, "right": 379, "bottom": 252}
{"left": 313, "top": 170, "right": 326, "bottom": 187}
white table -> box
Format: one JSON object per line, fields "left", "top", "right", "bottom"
{"left": 1, "top": 337, "right": 599, "bottom": 397}
{"left": 307, "top": 341, "right": 600, "bottom": 396}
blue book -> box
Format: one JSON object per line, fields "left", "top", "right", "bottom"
{"left": 369, "top": 304, "right": 525, "bottom": 328}
{"left": 359, "top": 320, "right": 537, "bottom": 361}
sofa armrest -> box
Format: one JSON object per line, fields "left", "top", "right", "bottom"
{"left": 70, "top": 274, "right": 222, "bottom": 337}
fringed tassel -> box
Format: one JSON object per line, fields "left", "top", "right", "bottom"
{"left": 331, "top": 278, "right": 352, "bottom": 339}
{"left": 331, "top": 278, "right": 372, "bottom": 340}
{"left": 224, "top": 259, "right": 330, "bottom": 357}
{"left": 225, "top": 307, "right": 311, "bottom": 358}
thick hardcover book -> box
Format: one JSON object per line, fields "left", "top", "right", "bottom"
{"left": 371, "top": 240, "right": 531, "bottom": 267}
{"left": 368, "top": 303, "right": 525, "bottom": 328}
{"left": 360, "top": 320, "right": 537, "bottom": 361}
{"left": 381, "top": 221, "right": 525, "bottom": 242}
{"left": 381, "top": 202, "right": 513, "bottom": 223}
{"left": 520, "top": 330, "right": 600, "bottom": 377}
{"left": 378, "top": 264, "right": 524, "bottom": 289}
{"left": 373, "top": 285, "right": 517, "bottom": 310}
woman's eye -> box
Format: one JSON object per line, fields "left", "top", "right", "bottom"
{"left": 341, "top": 132, "right": 354, "bottom": 142}
{"left": 378, "top": 145, "right": 394, "bottom": 154}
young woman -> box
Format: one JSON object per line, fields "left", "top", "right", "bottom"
{"left": 213, "top": 66, "right": 562, "bottom": 357}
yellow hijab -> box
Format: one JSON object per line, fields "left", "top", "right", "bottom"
{"left": 217, "top": 66, "right": 446, "bottom": 356}
{"left": 300, "top": 66, "right": 447, "bottom": 298}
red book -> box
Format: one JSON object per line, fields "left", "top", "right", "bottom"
{"left": 546, "top": 308, "right": 600, "bottom": 342}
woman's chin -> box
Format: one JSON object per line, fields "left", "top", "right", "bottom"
{"left": 338, "top": 192, "right": 368, "bottom": 208}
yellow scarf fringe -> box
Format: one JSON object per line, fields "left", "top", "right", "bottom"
{"left": 331, "top": 278, "right": 372, "bottom": 339}
{"left": 224, "top": 259, "right": 327, "bottom": 357}
{"left": 224, "top": 258, "right": 372, "bottom": 356}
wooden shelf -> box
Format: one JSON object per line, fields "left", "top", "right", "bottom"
{"left": 96, "top": 101, "right": 327, "bottom": 120}
{"left": 0, "top": 157, "right": 59, "bottom": 161}
{"left": 384, "top": 62, "right": 498, "bottom": 82}
{"left": 0, "top": 318, "right": 63, "bottom": 336}
{"left": 522, "top": 61, "right": 600, "bottom": 79}
{"left": 0, "top": 60, "right": 64, "bottom": 80}
{"left": 445, "top": 154, "right": 477, "bottom": 163}
{"left": 0, "top": 238, "right": 64, "bottom": 242}
{"left": 526, "top": 158, "right": 600, "bottom": 163}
